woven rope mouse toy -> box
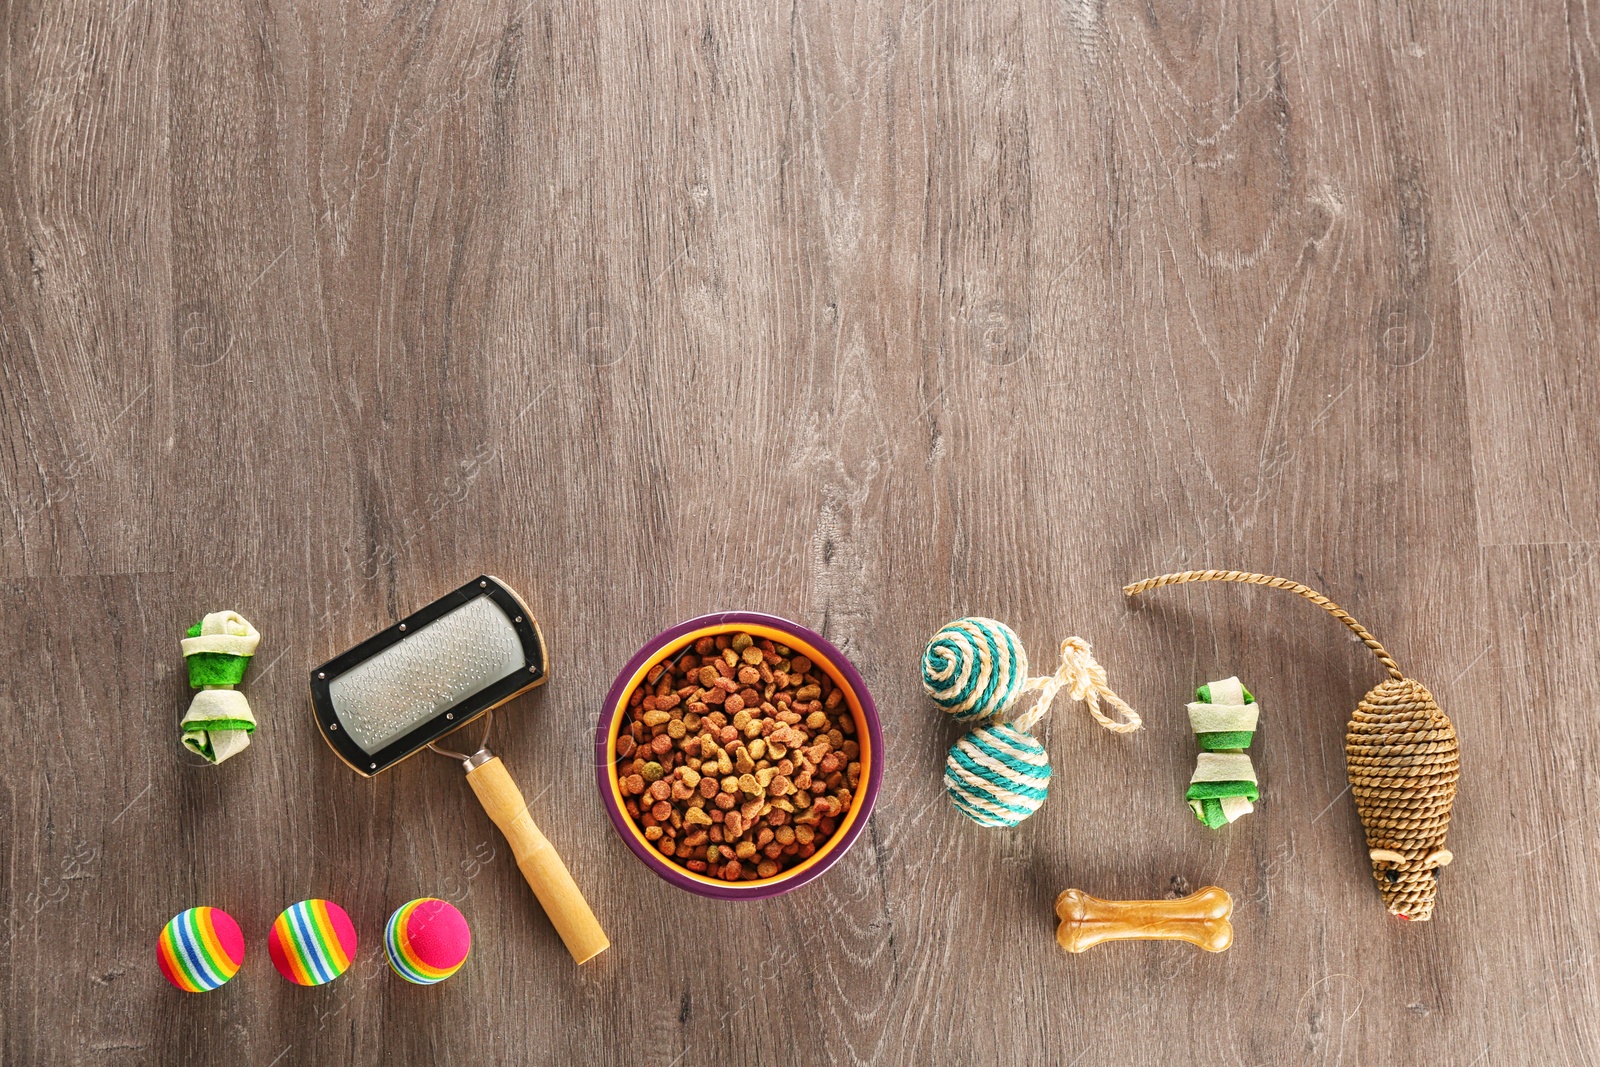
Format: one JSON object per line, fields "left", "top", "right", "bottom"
{"left": 1125, "top": 570, "right": 1460, "bottom": 922}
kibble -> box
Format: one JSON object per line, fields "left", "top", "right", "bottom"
{"left": 616, "top": 631, "right": 858, "bottom": 882}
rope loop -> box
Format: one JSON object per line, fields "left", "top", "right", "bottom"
{"left": 1012, "top": 636, "right": 1142, "bottom": 735}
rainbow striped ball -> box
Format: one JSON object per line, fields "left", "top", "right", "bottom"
{"left": 386, "top": 898, "right": 471, "bottom": 984}
{"left": 944, "top": 722, "right": 1053, "bottom": 827}
{"left": 268, "top": 899, "right": 358, "bottom": 986}
{"left": 922, "top": 618, "right": 1029, "bottom": 722}
{"left": 157, "top": 907, "right": 244, "bottom": 992}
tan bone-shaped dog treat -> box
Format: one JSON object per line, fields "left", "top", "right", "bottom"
{"left": 1054, "top": 886, "right": 1233, "bottom": 953}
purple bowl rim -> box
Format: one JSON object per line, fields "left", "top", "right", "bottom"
{"left": 595, "top": 611, "right": 884, "bottom": 900}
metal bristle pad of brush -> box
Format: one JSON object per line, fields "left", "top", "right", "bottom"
{"left": 310, "top": 576, "right": 547, "bottom": 775}
{"left": 330, "top": 597, "right": 524, "bottom": 753}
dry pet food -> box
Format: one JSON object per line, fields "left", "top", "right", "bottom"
{"left": 614, "top": 632, "right": 860, "bottom": 882}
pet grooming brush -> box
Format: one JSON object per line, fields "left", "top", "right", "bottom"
{"left": 310, "top": 575, "right": 609, "bottom": 963}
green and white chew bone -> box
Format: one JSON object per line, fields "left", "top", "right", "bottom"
{"left": 1185, "top": 677, "right": 1258, "bottom": 828}
{"left": 180, "top": 611, "right": 260, "bottom": 764}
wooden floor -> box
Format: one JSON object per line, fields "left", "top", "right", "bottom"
{"left": 3, "top": 1, "right": 1598, "bottom": 1064}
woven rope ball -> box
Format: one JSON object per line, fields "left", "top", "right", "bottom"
{"left": 924, "top": 618, "right": 1140, "bottom": 828}
{"left": 922, "top": 618, "right": 1028, "bottom": 722}
{"left": 1126, "top": 570, "right": 1460, "bottom": 921}
{"left": 944, "top": 722, "right": 1053, "bottom": 827}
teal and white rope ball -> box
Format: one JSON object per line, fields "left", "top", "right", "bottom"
{"left": 921, "top": 617, "right": 1029, "bottom": 722}
{"left": 944, "top": 722, "right": 1053, "bottom": 827}
{"left": 926, "top": 621, "right": 1143, "bottom": 828}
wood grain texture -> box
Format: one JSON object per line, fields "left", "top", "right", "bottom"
{"left": 2, "top": 1, "right": 1597, "bottom": 1064}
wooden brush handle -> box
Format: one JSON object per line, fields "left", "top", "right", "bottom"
{"left": 466, "top": 755, "right": 610, "bottom": 964}
{"left": 1054, "top": 886, "right": 1233, "bottom": 953}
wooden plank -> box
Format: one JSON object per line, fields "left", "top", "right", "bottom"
{"left": 0, "top": 2, "right": 170, "bottom": 578}
{"left": 1429, "top": 6, "right": 1600, "bottom": 545}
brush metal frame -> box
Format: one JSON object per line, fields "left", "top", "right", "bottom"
{"left": 310, "top": 575, "right": 547, "bottom": 777}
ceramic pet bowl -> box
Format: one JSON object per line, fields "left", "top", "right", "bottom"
{"left": 597, "top": 612, "right": 882, "bottom": 899}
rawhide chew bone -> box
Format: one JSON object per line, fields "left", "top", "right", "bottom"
{"left": 923, "top": 619, "right": 1141, "bottom": 827}
{"left": 1054, "top": 886, "right": 1233, "bottom": 953}
{"left": 1186, "top": 677, "right": 1259, "bottom": 827}
{"left": 180, "top": 610, "right": 260, "bottom": 764}
{"left": 1125, "top": 570, "right": 1460, "bottom": 921}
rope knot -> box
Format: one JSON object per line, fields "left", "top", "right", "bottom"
{"left": 1012, "top": 637, "right": 1142, "bottom": 735}
{"left": 1057, "top": 636, "right": 1104, "bottom": 703}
